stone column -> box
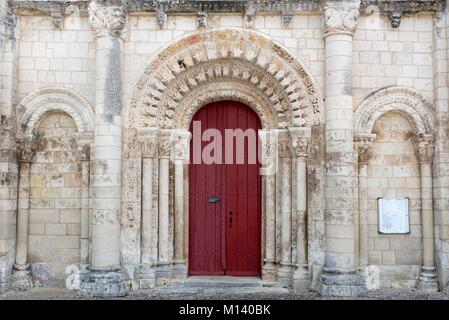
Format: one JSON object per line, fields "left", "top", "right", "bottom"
{"left": 138, "top": 129, "right": 158, "bottom": 288}
{"left": 157, "top": 131, "right": 174, "bottom": 279}
{"left": 11, "top": 136, "right": 37, "bottom": 291}
{"left": 260, "top": 130, "right": 277, "bottom": 286}
{"left": 75, "top": 133, "right": 93, "bottom": 265}
{"left": 172, "top": 131, "right": 191, "bottom": 277}
{"left": 354, "top": 134, "right": 375, "bottom": 282}
{"left": 0, "top": 3, "right": 18, "bottom": 293}
{"left": 415, "top": 135, "right": 438, "bottom": 292}
{"left": 290, "top": 127, "right": 311, "bottom": 292}
{"left": 319, "top": 1, "right": 366, "bottom": 297}
{"left": 277, "top": 130, "right": 293, "bottom": 287}
{"left": 80, "top": 0, "right": 127, "bottom": 297}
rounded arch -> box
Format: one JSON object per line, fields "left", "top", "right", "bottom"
{"left": 128, "top": 27, "right": 323, "bottom": 130}
{"left": 18, "top": 86, "right": 94, "bottom": 135}
{"left": 354, "top": 86, "right": 436, "bottom": 136}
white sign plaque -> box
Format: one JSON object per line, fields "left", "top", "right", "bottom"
{"left": 377, "top": 197, "right": 410, "bottom": 234}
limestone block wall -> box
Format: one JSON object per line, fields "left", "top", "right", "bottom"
{"left": 353, "top": 14, "right": 435, "bottom": 107}
{"left": 366, "top": 113, "right": 422, "bottom": 288}
{"left": 28, "top": 112, "right": 81, "bottom": 280}
{"left": 17, "top": 15, "right": 95, "bottom": 105}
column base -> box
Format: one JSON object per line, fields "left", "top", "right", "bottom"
{"left": 11, "top": 267, "right": 33, "bottom": 291}
{"left": 418, "top": 266, "right": 438, "bottom": 292}
{"left": 172, "top": 262, "right": 187, "bottom": 278}
{"left": 156, "top": 263, "right": 173, "bottom": 286}
{"left": 293, "top": 265, "right": 309, "bottom": 292}
{"left": 138, "top": 264, "right": 156, "bottom": 289}
{"left": 277, "top": 264, "right": 292, "bottom": 288}
{"left": 318, "top": 268, "right": 367, "bottom": 297}
{"left": 78, "top": 269, "right": 128, "bottom": 298}
{"left": 262, "top": 262, "right": 277, "bottom": 286}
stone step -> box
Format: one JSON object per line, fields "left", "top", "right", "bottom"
{"left": 178, "top": 276, "right": 263, "bottom": 288}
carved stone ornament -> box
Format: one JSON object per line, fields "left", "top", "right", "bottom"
{"left": 16, "top": 135, "right": 37, "bottom": 163}
{"left": 156, "top": 4, "right": 167, "bottom": 29}
{"left": 278, "top": 131, "right": 292, "bottom": 158}
{"left": 388, "top": 11, "right": 402, "bottom": 28}
{"left": 88, "top": 0, "right": 127, "bottom": 38}
{"left": 171, "top": 132, "right": 192, "bottom": 161}
{"left": 138, "top": 129, "right": 158, "bottom": 158}
{"left": 354, "top": 133, "right": 376, "bottom": 164}
{"left": 74, "top": 132, "right": 94, "bottom": 161}
{"left": 0, "top": 5, "right": 18, "bottom": 48}
{"left": 323, "top": 7, "right": 360, "bottom": 36}
{"left": 289, "top": 128, "right": 311, "bottom": 159}
{"left": 158, "top": 131, "right": 174, "bottom": 158}
{"left": 282, "top": 9, "right": 293, "bottom": 28}
{"left": 197, "top": 11, "right": 207, "bottom": 29}
{"left": 414, "top": 134, "right": 435, "bottom": 164}
{"left": 244, "top": 1, "right": 256, "bottom": 28}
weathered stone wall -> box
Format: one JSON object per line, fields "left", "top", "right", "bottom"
{"left": 366, "top": 112, "right": 422, "bottom": 289}
{"left": 28, "top": 112, "right": 81, "bottom": 280}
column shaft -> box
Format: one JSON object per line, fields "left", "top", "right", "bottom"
{"left": 173, "top": 159, "right": 185, "bottom": 267}
{"left": 14, "top": 163, "right": 30, "bottom": 269}
{"left": 141, "top": 157, "right": 154, "bottom": 265}
{"left": 158, "top": 158, "right": 170, "bottom": 265}
{"left": 80, "top": 159, "right": 90, "bottom": 264}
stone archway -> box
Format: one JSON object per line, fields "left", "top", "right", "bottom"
{"left": 123, "top": 28, "right": 324, "bottom": 290}
{"left": 354, "top": 86, "right": 438, "bottom": 291}
{"left": 11, "top": 87, "right": 94, "bottom": 289}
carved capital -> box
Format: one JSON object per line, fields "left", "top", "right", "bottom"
{"left": 354, "top": 133, "right": 376, "bottom": 164}
{"left": 88, "top": 0, "right": 127, "bottom": 38}
{"left": 322, "top": 6, "right": 360, "bottom": 37}
{"left": 289, "top": 127, "right": 311, "bottom": 159}
{"left": 16, "top": 135, "right": 37, "bottom": 163}
{"left": 414, "top": 134, "right": 435, "bottom": 164}
{"left": 158, "top": 131, "right": 174, "bottom": 158}
{"left": 74, "top": 132, "right": 94, "bottom": 161}
{"left": 278, "top": 131, "right": 292, "bottom": 158}
{"left": 388, "top": 11, "right": 402, "bottom": 28}
{"left": 138, "top": 129, "right": 158, "bottom": 158}
{"left": 171, "top": 131, "right": 192, "bottom": 161}
{"left": 156, "top": 4, "right": 167, "bottom": 29}
{"left": 197, "top": 11, "right": 207, "bottom": 29}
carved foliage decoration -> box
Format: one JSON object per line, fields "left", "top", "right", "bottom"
{"left": 414, "top": 134, "right": 435, "bottom": 164}
{"left": 128, "top": 28, "right": 323, "bottom": 131}
{"left": 322, "top": 6, "right": 359, "bottom": 36}
{"left": 16, "top": 135, "right": 37, "bottom": 163}
{"left": 354, "top": 133, "right": 376, "bottom": 164}
{"left": 88, "top": 0, "right": 127, "bottom": 38}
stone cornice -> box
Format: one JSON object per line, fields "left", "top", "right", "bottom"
{"left": 10, "top": 1, "right": 445, "bottom": 16}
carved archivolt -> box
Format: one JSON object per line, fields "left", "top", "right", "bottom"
{"left": 354, "top": 86, "right": 436, "bottom": 137}
{"left": 128, "top": 28, "right": 323, "bottom": 130}
{"left": 17, "top": 86, "right": 95, "bottom": 135}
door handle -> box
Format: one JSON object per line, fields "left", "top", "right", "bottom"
{"left": 229, "top": 211, "right": 233, "bottom": 227}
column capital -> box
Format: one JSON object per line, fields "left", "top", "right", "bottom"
{"left": 289, "top": 127, "right": 311, "bottom": 159}
{"left": 138, "top": 129, "right": 159, "bottom": 159}
{"left": 278, "top": 130, "right": 292, "bottom": 159}
{"left": 354, "top": 133, "right": 376, "bottom": 164}
{"left": 321, "top": 1, "right": 360, "bottom": 37}
{"left": 171, "top": 131, "right": 192, "bottom": 161}
{"left": 158, "top": 130, "right": 174, "bottom": 159}
{"left": 74, "top": 132, "right": 94, "bottom": 161}
{"left": 88, "top": 0, "right": 127, "bottom": 38}
{"left": 16, "top": 135, "right": 37, "bottom": 164}
{"left": 414, "top": 134, "right": 435, "bottom": 164}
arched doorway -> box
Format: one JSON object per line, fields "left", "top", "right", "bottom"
{"left": 188, "top": 101, "right": 262, "bottom": 276}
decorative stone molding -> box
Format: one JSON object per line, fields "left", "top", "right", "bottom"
{"left": 354, "top": 86, "right": 436, "bottom": 137}
{"left": 17, "top": 86, "right": 94, "bottom": 136}
{"left": 74, "top": 132, "right": 94, "bottom": 161}
{"left": 0, "top": 4, "right": 17, "bottom": 48}
{"left": 244, "top": 1, "right": 256, "bottom": 28}
{"left": 354, "top": 133, "right": 376, "bottom": 164}
{"left": 50, "top": 4, "right": 62, "bottom": 28}
{"left": 388, "top": 11, "right": 402, "bottom": 28}
{"left": 289, "top": 127, "right": 311, "bottom": 159}
{"left": 414, "top": 134, "right": 435, "bottom": 164}
{"left": 128, "top": 28, "right": 323, "bottom": 131}
{"left": 322, "top": 6, "right": 360, "bottom": 37}
{"left": 16, "top": 135, "right": 37, "bottom": 163}
{"left": 196, "top": 11, "right": 207, "bottom": 29}
{"left": 282, "top": 8, "right": 294, "bottom": 28}
{"left": 88, "top": 0, "right": 127, "bottom": 38}
{"left": 138, "top": 129, "right": 159, "bottom": 159}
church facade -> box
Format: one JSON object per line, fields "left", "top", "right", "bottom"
{"left": 1, "top": 0, "right": 449, "bottom": 297}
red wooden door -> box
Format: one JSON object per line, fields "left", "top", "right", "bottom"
{"left": 188, "top": 101, "right": 262, "bottom": 276}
